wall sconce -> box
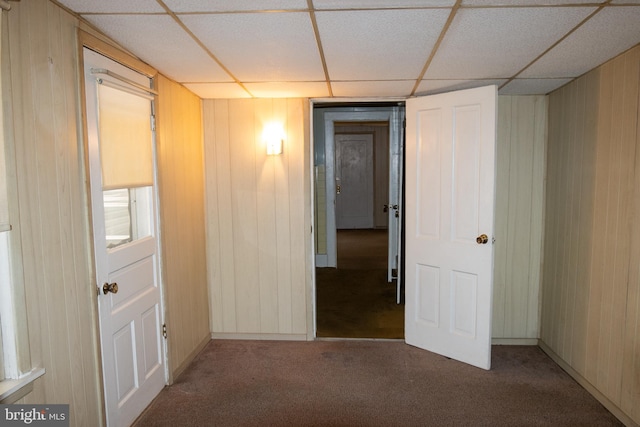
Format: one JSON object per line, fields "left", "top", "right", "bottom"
{"left": 263, "top": 122, "right": 284, "bottom": 155}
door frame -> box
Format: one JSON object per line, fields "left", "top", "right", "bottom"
{"left": 78, "top": 31, "right": 169, "bottom": 422}
{"left": 309, "top": 98, "right": 405, "bottom": 337}
{"left": 318, "top": 109, "right": 402, "bottom": 268}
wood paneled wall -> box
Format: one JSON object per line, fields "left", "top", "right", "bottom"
{"left": 492, "top": 96, "right": 547, "bottom": 340}
{"left": 203, "top": 99, "right": 312, "bottom": 338}
{"left": 2, "top": 2, "right": 213, "bottom": 424}
{"left": 4, "top": 1, "right": 102, "bottom": 424}
{"left": 542, "top": 44, "right": 640, "bottom": 425}
{"left": 156, "top": 75, "right": 210, "bottom": 380}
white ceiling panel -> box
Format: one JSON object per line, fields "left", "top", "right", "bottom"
{"left": 415, "top": 79, "right": 507, "bottom": 96}
{"left": 164, "top": 0, "right": 308, "bottom": 13}
{"left": 57, "top": 0, "right": 164, "bottom": 13}
{"left": 500, "top": 78, "right": 573, "bottom": 95}
{"left": 520, "top": 6, "right": 640, "bottom": 78}
{"left": 181, "top": 12, "right": 325, "bottom": 82}
{"left": 84, "top": 15, "right": 232, "bottom": 83}
{"left": 317, "top": 9, "right": 449, "bottom": 81}
{"left": 244, "top": 82, "right": 331, "bottom": 98}
{"left": 462, "top": 0, "right": 606, "bottom": 5}
{"left": 331, "top": 80, "right": 416, "bottom": 97}
{"left": 426, "top": 7, "right": 596, "bottom": 79}
{"left": 183, "top": 83, "right": 252, "bottom": 99}
{"left": 57, "top": 1, "right": 640, "bottom": 98}
{"left": 313, "top": 0, "right": 456, "bottom": 9}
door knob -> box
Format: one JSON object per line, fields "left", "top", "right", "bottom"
{"left": 476, "top": 234, "right": 489, "bottom": 244}
{"left": 103, "top": 282, "right": 119, "bottom": 294}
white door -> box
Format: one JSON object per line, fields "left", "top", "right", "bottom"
{"left": 387, "top": 108, "right": 404, "bottom": 289}
{"left": 335, "top": 133, "right": 374, "bottom": 229}
{"left": 404, "top": 85, "right": 497, "bottom": 370}
{"left": 83, "top": 49, "right": 166, "bottom": 426}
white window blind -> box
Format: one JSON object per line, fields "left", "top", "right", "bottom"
{"left": 97, "top": 83, "right": 153, "bottom": 190}
{"left": 0, "top": 10, "right": 9, "bottom": 233}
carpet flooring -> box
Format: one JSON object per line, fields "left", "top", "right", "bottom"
{"left": 316, "top": 229, "right": 404, "bottom": 339}
{"left": 133, "top": 340, "right": 622, "bottom": 426}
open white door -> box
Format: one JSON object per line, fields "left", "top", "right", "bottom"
{"left": 404, "top": 85, "right": 497, "bottom": 370}
{"left": 84, "top": 48, "right": 166, "bottom": 426}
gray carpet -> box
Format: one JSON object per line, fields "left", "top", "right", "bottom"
{"left": 133, "top": 340, "right": 622, "bottom": 426}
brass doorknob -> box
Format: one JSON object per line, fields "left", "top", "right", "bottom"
{"left": 102, "top": 282, "right": 118, "bottom": 294}
{"left": 476, "top": 234, "right": 489, "bottom": 244}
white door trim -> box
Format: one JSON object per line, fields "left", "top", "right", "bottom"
{"left": 322, "top": 110, "right": 400, "bottom": 268}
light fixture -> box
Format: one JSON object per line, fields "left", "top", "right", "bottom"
{"left": 263, "top": 122, "right": 284, "bottom": 155}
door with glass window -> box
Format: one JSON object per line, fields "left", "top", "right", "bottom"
{"left": 83, "top": 48, "right": 165, "bottom": 427}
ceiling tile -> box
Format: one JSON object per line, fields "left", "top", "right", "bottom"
{"left": 163, "top": 0, "right": 308, "bottom": 13}
{"left": 499, "top": 78, "right": 573, "bottom": 95}
{"left": 313, "top": 0, "right": 455, "bottom": 9}
{"left": 183, "top": 83, "right": 252, "bottom": 99}
{"left": 462, "top": 0, "right": 605, "bottom": 5}
{"left": 181, "top": 12, "right": 325, "bottom": 82}
{"left": 331, "top": 80, "right": 416, "bottom": 97}
{"left": 57, "top": 0, "right": 164, "bottom": 13}
{"left": 520, "top": 6, "right": 640, "bottom": 78}
{"left": 316, "top": 9, "right": 449, "bottom": 80}
{"left": 425, "top": 7, "right": 596, "bottom": 79}
{"left": 244, "top": 82, "right": 331, "bottom": 98}
{"left": 415, "top": 79, "right": 507, "bottom": 96}
{"left": 84, "top": 15, "right": 233, "bottom": 83}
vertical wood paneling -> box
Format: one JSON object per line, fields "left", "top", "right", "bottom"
{"left": 156, "top": 75, "right": 210, "bottom": 378}
{"left": 4, "top": 1, "right": 102, "bottom": 424}
{"left": 204, "top": 98, "right": 309, "bottom": 338}
{"left": 543, "top": 44, "right": 640, "bottom": 426}
{"left": 492, "top": 95, "right": 546, "bottom": 340}
{"left": 622, "top": 51, "right": 640, "bottom": 420}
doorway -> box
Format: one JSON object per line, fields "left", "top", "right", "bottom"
{"left": 313, "top": 103, "right": 405, "bottom": 339}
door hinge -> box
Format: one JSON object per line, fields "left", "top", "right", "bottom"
{"left": 151, "top": 115, "right": 156, "bottom": 131}
{"left": 162, "top": 323, "right": 167, "bottom": 339}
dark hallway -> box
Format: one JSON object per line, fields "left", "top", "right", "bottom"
{"left": 316, "top": 229, "right": 404, "bottom": 339}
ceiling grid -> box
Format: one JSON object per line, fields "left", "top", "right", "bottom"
{"left": 55, "top": 0, "right": 640, "bottom": 98}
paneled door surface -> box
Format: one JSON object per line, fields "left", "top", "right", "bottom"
{"left": 83, "top": 48, "right": 166, "bottom": 426}
{"left": 335, "top": 133, "right": 374, "bottom": 229}
{"left": 404, "top": 85, "right": 497, "bottom": 370}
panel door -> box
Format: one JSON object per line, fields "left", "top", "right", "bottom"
{"left": 83, "top": 48, "right": 166, "bottom": 426}
{"left": 335, "top": 133, "right": 374, "bottom": 229}
{"left": 404, "top": 85, "right": 497, "bottom": 370}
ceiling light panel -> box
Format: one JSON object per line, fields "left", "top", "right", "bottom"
{"left": 84, "top": 15, "right": 233, "bottom": 83}
{"left": 520, "top": 6, "right": 640, "bottom": 78}
{"left": 163, "top": 0, "right": 308, "bottom": 13}
{"left": 181, "top": 12, "right": 325, "bottom": 82}
{"left": 57, "top": 0, "right": 164, "bottom": 13}
{"left": 316, "top": 9, "right": 449, "bottom": 81}
{"left": 312, "top": 0, "right": 456, "bottom": 9}
{"left": 425, "top": 7, "right": 597, "bottom": 79}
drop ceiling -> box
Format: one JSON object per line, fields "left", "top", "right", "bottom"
{"left": 54, "top": 0, "right": 640, "bottom": 99}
